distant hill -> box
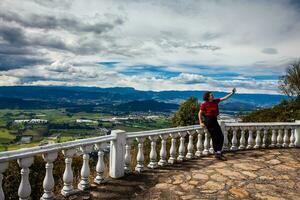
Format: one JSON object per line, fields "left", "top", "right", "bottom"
{"left": 242, "top": 98, "right": 300, "bottom": 122}
{"left": 0, "top": 86, "right": 288, "bottom": 113}
{"left": 115, "top": 100, "right": 179, "bottom": 112}
{"left": 0, "top": 97, "right": 66, "bottom": 109}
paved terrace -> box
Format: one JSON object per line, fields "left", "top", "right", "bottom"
{"left": 1, "top": 122, "right": 300, "bottom": 200}
{"left": 71, "top": 149, "right": 300, "bottom": 200}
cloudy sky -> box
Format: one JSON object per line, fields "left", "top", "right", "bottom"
{"left": 0, "top": 0, "right": 299, "bottom": 94}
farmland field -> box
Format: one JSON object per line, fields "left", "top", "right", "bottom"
{"left": 0, "top": 108, "right": 172, "bottom": 151}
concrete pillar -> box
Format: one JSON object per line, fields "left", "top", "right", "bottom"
{"left": 109, "top": 130, "right": 126, "bottom": 178}
{"left": 295, "top": 121, "right": 300, "bottom": 147}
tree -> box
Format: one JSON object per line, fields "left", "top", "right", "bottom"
{"left": 279, "top": 61, "right": 300, "bottom": 96}
{"left": 172, "top": 97, "right": 200, "bottom": 126}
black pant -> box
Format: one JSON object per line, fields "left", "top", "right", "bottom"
{"left": 204, "top": 116, "right": 224, "bottom": 152}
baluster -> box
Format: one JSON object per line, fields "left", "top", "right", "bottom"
{"left": 41, "top": 152, "right": 58, "bottom": 200}
{"left": 262, "top": 128, "right": 268, "bottom": 148}
{"left": 186, "top": 131, "right": 195, "bottom": 159}
{"left": 148, "top": 136, "right": 158, "bottom": 168}
{"left": 61, "top": 149, "right": 76, "bottom": 196}
{"left": 247, "top": 128, "right": 254, "bottom": 149}
{"left": 254, "top": 128, "right": 261, "bottom": 149}
{"left": 209, "top": 138, "right": 214, "bottom": 154}
{"left": 94, "top": 143, "right": 106, "bottom": 184}
{"left": 168, "top": 134, "right": 177, "bottom": 164}
{"left": 78, "top": 145, "right": 93, "bottom": 191}
{"left": 223, "top": 128, "right": 229, "bottom": 151}
{"left": 231, "top": 128, "right": 238, "bottom": 151}
{"left": 276, "top": 128, "right": 283, "bottom": 148}
{"left": 289, "top": 129, "right": 295, "bottom": 148}
{"left": 0, "top": 162, "right": 8, "bottom": 200}
{"left": 270, "top": 128, "right": 277, "bottom": 147}
{"left": 195, "top": 129, "right": 203, "bottom": 157}
{"left": 239, "top": 128, "right": 246, "bottom": 149}
{"left": 158, "top": 134, "right": 168, "bottom": 166}
{"left": 177, "top": 132, "right": 187, "bottom": 162}
{"left": 124, "top": 139, "right": 133, "bottom": 173}
{"left": 135, "top": 137, "right": 145, "bottom": 172}
{"left": 202, "top": 129, "right": 210, "bottom": 156}
{"left": 283, "top": 128, "right": 289, "bottom": 148}
{"left": 18, "top": 157, "right": 34, "bottom": 200}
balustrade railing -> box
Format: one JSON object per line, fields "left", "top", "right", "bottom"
{"left": 0, "top": 121, "right": 300, "bottom": 199}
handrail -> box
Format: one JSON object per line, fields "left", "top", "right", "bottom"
{"left": 126, "top": 124, "right": 200, "bottom": 139}
{"left": 1, "top": 121, "right": 300, "bottom": 162}
{"left": 0, "top": 134, "right": 114, "bottom": 162}
{"left": 225, "top": 122, "right": 300, "bottom": 127}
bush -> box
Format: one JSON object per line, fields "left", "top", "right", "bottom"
{"left": 172, "top": 97, "right": 200, "bottom": 126}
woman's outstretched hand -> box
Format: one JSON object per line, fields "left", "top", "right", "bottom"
{"left": 232, "top": 88, "right": 236, "bottom": 94}
{"left": 220, "top": 88, "right": 236, "bottom": 102}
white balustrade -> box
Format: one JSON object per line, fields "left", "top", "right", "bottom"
{"left": 270, "top": 129, "right": 277, "bottom": 147}
{"left": 247, "top": 128, "right": 254, "bottom": 149}
{"left": 195, "top": 129, "right": 203, "bottom": 157}
{"left": 295, "top": 122, "right": 300, "bottom": 147}
{"left": 276, "top": 128, "right": 283, "bottom": 148}
{"left": 254, "top": 129, "right": 261, "bottom": 149}
{"left": 109, "top": 130, "right": 126, "bottom": 178}
{"left": 202, "top": 129, "right": 210, "bottom": 155}
{"left": 262, "top": 129, "right": 268, "bottom": 148}
{"left": 177, "top": 132, "right": 187, "bottom": 162}
{"left": 223, "top": 128, "right": 229, "bottom": 151}
{"left": 18, "top": 157, "right": 34, "bottom": 200}
{"left": 186, "top": 131, "right": 195, "bottom": 159}
{"left": 231, "top": 128, "right": 238, "bottom": 151}
{"left": 78, "top": 145, "right": 93, "bottom": 191}
{"left": 135, "top": 137, "right": 145, "bottom": 172}
{"left": 283, "top": 128, "right": 289, "bottom": 148}
{"left": 209, "top": 138, "right": 214, "bottom": 154}
{"left": 239, "top": 128, "right": 246, "bottom": 149}
{"left": 0, "top": 122, "right": 300, "bottom": 199}
{"left": 289, "top": 129, "right": 295, "bottom": 147}
{"left": 41, "top": 152, "right": 58, "bottom": 200}
{"left": 148, "top": 136, "right": 158, "bottom": 168}
{"left": 0, "top": 162, "right": 8, "bottom": 200}
{"left": 94, "top": 143, "right": 106, "bottom": 184}
{"left": 158, "top": 135, "right": 168, "bottom": 166}
{"left": 124, "top": 140, "right": 133, "bottom": 173}
{"left": 61, "top": 149, "right": 76, "bottom": 196}
{"left": 168, "top": 133, "right": 177, "bottom": 164}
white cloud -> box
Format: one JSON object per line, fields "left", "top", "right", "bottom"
{"left": 0, "top": 0, "right": 299, "bottom": 94}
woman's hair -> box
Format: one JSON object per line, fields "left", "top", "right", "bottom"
{"left": 203, "top": 91, "right": 212, "bottom": 101}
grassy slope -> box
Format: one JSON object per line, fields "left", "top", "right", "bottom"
{"left": 242, "top": 98, "right": 300, "bottom": 122}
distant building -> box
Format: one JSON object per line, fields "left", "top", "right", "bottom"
{"left": 99, "top": 118, "right": 115, "bottom": 122}
{"left": 14, "top": 120, "right": 30, "bottom": 124}
{"left": 76, "top": 119, "right": 98, "bottom": 124}
{"left": 14, "top": 119, "right": 48, "bottom": 124}
{"left": 112, "top": 117, "right": 129, "bottom": 121}
{"left": 97, "top": 128, "right": 111, "bottom": 135}
{"left": 20, "top": 136, "right": 32, "bottom": 144}
{"left": 145, "top": 115, "right": 160, "bottom": 119}
{"left": 30, "top": 119, "right": 48, "bottom": 124}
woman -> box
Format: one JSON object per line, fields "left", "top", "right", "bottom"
{"left": 198, "top": 88, "right": 236, "bottom": 160}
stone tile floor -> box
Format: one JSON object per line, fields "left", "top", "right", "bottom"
{"left": 72, "top": 149, "right": 300, "bottom": 200}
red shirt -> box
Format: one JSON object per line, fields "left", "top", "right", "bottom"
{"left": 200, "top": 98, "right": 221, "bottom": 117}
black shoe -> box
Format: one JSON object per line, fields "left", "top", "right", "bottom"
{"left": 215, "top": 153, "right": 227, "bottom": 161}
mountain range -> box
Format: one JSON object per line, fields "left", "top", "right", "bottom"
{"left": 0, "top": 86, "right": 288, "bottom": 113}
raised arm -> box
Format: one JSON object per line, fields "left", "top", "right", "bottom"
{"left": 220, "top": 88, "right": 236, "bottom": 102}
